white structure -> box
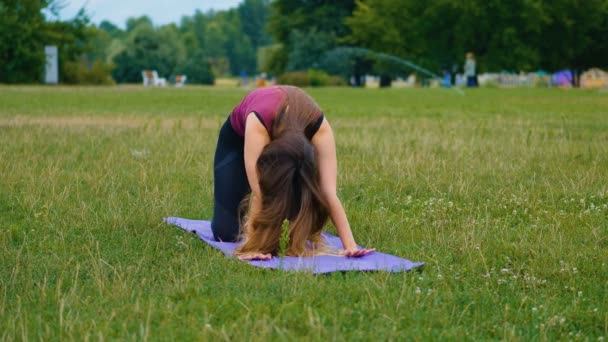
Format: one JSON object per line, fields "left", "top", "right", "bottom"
{"left": 175, "top": 75, "right": 187, "bottom": 87}
{"left": 142, "top": 70, "right": 167, "bottom": 86}
{"left": 44, "top": 46, "right": 58, "bottom": 84}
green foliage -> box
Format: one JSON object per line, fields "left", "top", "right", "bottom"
{"left": 345, "top": 0, "right": 608, "bottom": 74}
{"left": 307, "top": 69, "right": 330, "bottom": 87}
{"left": 0, "top": 0, "right": 58, "bottom": 83}
{"left": 62, "top": 60, "right": 115, "bottom": 85}
{"left": 279, "top": 219, "right": 290, "bottom": 258}
{"left": 111, "top": 21, "right": 186, "bottom": 83}
{"left": 260, "top": 44, "right": 288, "bottom": 76}
{"left": 0, "top": 1, "right": 116, "bottom": 84}
{"left": 278, "top": 71, "right": 311, "bottom": 87}
{"left": 238, "top": 0, "right": 273, "bottom": 50}
{"left": 179, "top": 8, "right": 261, "bottom": 76}
{"left": 278, "top": 70, "right": 347, "bottom": 87}
{"left": 174, "top": 51, "right": 215, "bottom": 85}
{"left": 268, "top": 0, "right": 356, "bottom": 74}
{"left": 286, "top": 29, "right": 335, "bottom": 72}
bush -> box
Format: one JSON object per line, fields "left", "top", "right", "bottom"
{"left": 327, "top": 75, "right": 347, "bottom": 86}
{"left": 62, "top": 60, "right": 115, "bottom": 85}
{"left": 175, "top": 52, "right": 215, "bottom": 85}
{"left": 278, "top": 71, "right": 310, "bottom": 87}
{"left": 278, "top": 70, "right": 347, "bottom": 87}
{"left": 307, "top": 69, "right": 329, "bottom": 87}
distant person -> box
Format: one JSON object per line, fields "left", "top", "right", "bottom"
{"left": 239, "top": 70, "right": 249, "bottom": 87}
{"left": 442, "top": 68, "right": 452, "bottom": 88}
{"left": 211, "top": 86, "right": 375, "bottom": 260}
{"left": 255, "top": 73, "right": 267, "bottom": 87}
{"left": 464, "top": 52, "right": 478, "bottom": 87}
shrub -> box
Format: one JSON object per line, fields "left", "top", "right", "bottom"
{"left": 278, "top": 70, "right": 347, "bottom": 87}
{"left": 307, "top": 69, "right": 329, "bottom": 87}
{"left": 62, "top": 60, "right": 115, "bottom": 85}
{"left": 327, "top": 75, "right": 347, "bottom": 86}
{"left": 278, "top": 71, "right": 310, "bottom": 87}
{"left": 175, "top": 52, "right": 215, "bottom": 85}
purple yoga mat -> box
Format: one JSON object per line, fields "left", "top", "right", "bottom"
{"left": 165, "top": 217, "right": 425, "bottom": 274}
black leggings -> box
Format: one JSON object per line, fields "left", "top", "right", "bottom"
{"left": 211, "top": 117, "right": 250, "bottom": 242}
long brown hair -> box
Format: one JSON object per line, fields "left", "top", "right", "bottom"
{"left": 236, "top": 87, "right": 331, "bottom": 256}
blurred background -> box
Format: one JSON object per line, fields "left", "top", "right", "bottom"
{"left": 1, "top": 0, "right": 607, "bottom": 89}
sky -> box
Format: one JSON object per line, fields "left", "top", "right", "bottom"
{"left": 55, "top": 0, "right": 243, "bottom": 27}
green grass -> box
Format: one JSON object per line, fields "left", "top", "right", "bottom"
{"left": 1, "top": 85, "right": 607, "bottom": 340}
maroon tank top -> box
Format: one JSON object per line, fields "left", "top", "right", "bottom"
{"left": 230, "top": 86, "right": 287, "bottom": 136}
{"left": 229, "top": 86, "right": 322, "bottom": 137}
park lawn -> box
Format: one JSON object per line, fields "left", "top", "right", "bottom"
{"left": 0, "top": 85, "right": 607, "bottom": 340}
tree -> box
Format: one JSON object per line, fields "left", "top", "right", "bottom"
{"left": 267, "top": 0, "right": 357, "bottom": 74}
{"left": 179, "top": 8, "right": 258, "bottom": 76}
{"left": 0, "top": 0, "right": 53, "bottom": 82}
{"left": 536, "top": 0, "right": 608, "bottom": 85}
{"left": 286, "top": 29, "right": 334, "bottom": 71}
{"left": 174, "top": 50, "right": 215, "bottom": 84}
{"left": 111, "top": 21, "right": 186, "bottom": 83}
{"left": 238, "top": 0, "right": 272, "bottom": 50}
{"left": 345, "top": 0, "right": 608, "bottom": 84}
{"left": 0, "top": 0, "right": 104, "bottom": 84}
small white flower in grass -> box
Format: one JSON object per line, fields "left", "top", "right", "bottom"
{"left": 498, "top": 279, "right": 507, "bottom": 284}
{"left": 415, "top": 287, "right": 422, "bottom": 295}
{"left": 532, "top": 307, "right": 537, "bottom": 312}
{"left": 205, "top": 324, "right": 212, "bottom": 329}
{"left": 130, "top": 148, "right": 149, "bottom": 159}
{"left": 501, "top": 268, "right": 510, "bottom": 274}
{"left": 572, "top": 267, "right": 578, "bottom": 274}
{"left": 475, "top": 244, "right": 480, "bottom": 250}
{"left": 559, "top": 317, "right": 566, "bottom": 325}
{"left": 437, "top": 274, "right": 443, "bottom": 279}
{"left": 512, "top": 210, "right": 517, "bottom": 215}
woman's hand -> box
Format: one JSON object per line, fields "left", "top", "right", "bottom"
{"left": 237, "top": 252, "right": 272, "bottom": 261}
{"left": 339, "top": 248, "right": 376, "bottom": 258}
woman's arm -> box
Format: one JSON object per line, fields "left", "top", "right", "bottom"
{"left": 312, "top": 119, "right": 375, "bottom": 257}
{"left": 244, "top": 113, "right": 270, "bottom": 199}
{"left": 240, "top": 113, "right": 272, "bottom": 260}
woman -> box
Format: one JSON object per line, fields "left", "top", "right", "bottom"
{"left": 212, "top": 86, "right": 375, "bottom": 260}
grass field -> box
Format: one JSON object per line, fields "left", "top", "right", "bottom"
{"left": 1, "top": 85, "right": 607, "bottom": 340}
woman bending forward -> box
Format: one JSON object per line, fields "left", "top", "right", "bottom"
{"left": 211, "top": 86, "right": 375, "bottom": 260}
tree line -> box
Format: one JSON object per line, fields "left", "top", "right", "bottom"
{"left": 2, "top": 0, "right": 607, "bottom": 86}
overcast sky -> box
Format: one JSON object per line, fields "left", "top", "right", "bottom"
{"left": 55, "top": 0, "right": 243, "bottom": 27}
